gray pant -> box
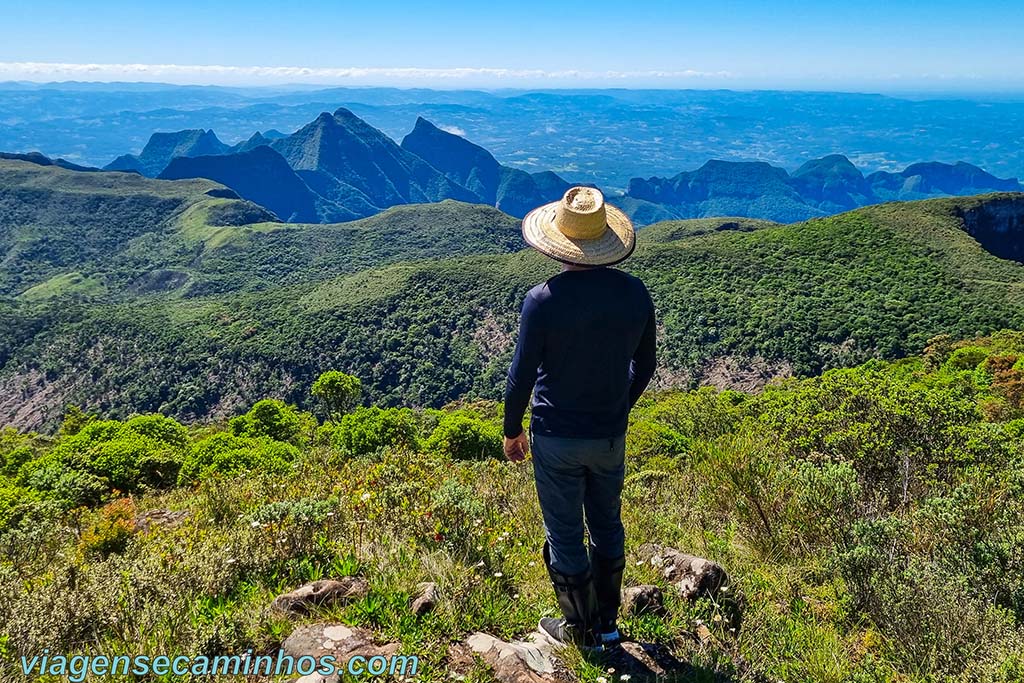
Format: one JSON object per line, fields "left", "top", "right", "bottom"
{"left": 531, "top": 432, "right": 627, "bottom": 576}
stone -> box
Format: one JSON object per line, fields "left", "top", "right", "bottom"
{"left": 621, "top": 584, "right": 664, "bottom": 616}
{"left": 134, "top": 508, "right": 190, "bottom": 532}
{"left": 457, "top": 631, "right": 575, "bottom": 683}
{"left": 635, "top": 544, "right": 728, "bottom": 600}
{"left": 610, "top": 641, "right": 689, "bottom": 678}
{"left": 411, "top": 581, "right": 439, "bottom": 616}
{"left": 283, "top": 623, "right": 404, "bottom": 683}
{"left": 272, "top": 577, "right": 369, "bottom": 615}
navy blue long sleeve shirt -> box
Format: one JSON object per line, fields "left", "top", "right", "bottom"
{"left": 503, "top": 266, "right": 657, "bottom": 439}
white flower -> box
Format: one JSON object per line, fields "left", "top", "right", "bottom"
{"left": 360, "top": 492, "right": 372, "bottom": 502}
{"left": 620, "top": 676, "right": 631, "bottom": 681}
{"left": 250, "top": 521, "right": 260, "bottom": 528}
{"left": 596, "top": 678, "right": 608, "bottom": 683}
{"left": 493, "top": 572, "right": 503, "bottom": 578}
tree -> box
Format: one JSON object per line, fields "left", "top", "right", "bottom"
{"left": 311, "top": 371, "right": 363, "bottom": 421}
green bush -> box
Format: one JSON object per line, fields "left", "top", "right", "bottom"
{"left": 946, "top": 345, "right": 990, "bottom": 371}
{"left": 0, "top": 480, "right": 40, "bottom": 531}
{"left": 122, "top": 414, "right": 190, "bottom": 449}
{"left": 229, "top": 399, "right": 312, "bottom": 446}
{"left": 626, "top": 420, "right": 690, "bottom": 463}
{"left": 311, "top": 371, "right": 362, "bottom": 419}
{"left": 424, "top": 413, "right": 502, "bottom": 461}
{"left": 333, "top": 407, "right": 420, "bottom": 456}
{"left": 49, "top": 415, "right": 188, "bottom": 494}
{"left": 178, "top": 432, "right": 298, "bottom": 485}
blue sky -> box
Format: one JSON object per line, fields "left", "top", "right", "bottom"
{"left": 2, "top": 0, "right": 1023, "bottom": 90}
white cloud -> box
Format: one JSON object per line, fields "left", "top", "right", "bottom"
{"left": 439, "top": 125, "right": 466, "bottom": 136}
{"left": 0, "top": 61, "right": 735, "bottom": 86}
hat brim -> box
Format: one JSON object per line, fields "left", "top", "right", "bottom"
{"left": 521, "top": 201, "right": 636, "bottom": 266}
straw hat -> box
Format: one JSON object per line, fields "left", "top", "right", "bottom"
{"left": 522, "top": 186, "right": 636, "bottom": 266}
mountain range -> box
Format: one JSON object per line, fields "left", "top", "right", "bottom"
{"left": 2, "top": 154, "right": 1024, "bottom": 429}
{"left": 97, "top": 108, "right": 1024, "bottom": 225}
{"left": 106, "top": 109, "right": 572, "bottom": 223}
{"left": 626, "top": 154, "right": 1024, "bottom": 222}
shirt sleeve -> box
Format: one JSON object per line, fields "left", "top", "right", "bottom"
{"left": 628, "top": 293, "right": 657, "bottom": 408}
{"left": 503, "top": 292, "right": 544, "bottom": 438}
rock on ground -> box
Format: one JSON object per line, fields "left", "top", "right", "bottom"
{"left": 621, "top": 584, "right": 665, "bottom": 616}
{"left": 283, "top": 623, "right": 403, "bottom": 683}
{"left": 635, "top": 544, "right": 728, "bottom": 600}
{"left": 612, "top": 641, "right": 691, "bottom": 678}
{"left": 272, "top": 577, "right": 370, "bottom": 615}
{"left": 134, "top": 509, "right": 190, "bottom": 532}
{"left": 411, "top": 581, "right": 439, "bottom": 616}
{"left": 449, "top": 632, "right": 576, "bottom": 683}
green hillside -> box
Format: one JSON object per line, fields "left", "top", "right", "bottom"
{"left": 0, "top": 159, "right": 523, "bottom": 299}
{"left": 1, "top": 334, "right": 1022, "bottom": 681}
{"left": 1, "top": 180, "right": 1023, "bottom": 430}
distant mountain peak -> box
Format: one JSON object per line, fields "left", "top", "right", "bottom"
{"left": 400, "top": 115, "right": 570, "bottom": 215}
{"left": 104, "top": 127, "right": 229, "bottom": 177}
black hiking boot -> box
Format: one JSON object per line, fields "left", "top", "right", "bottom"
{"left": 539, "top": 543, "right": 602, "bottom": 649}
{"left": 590, "top": 546, "right": 626, "bottom": 649}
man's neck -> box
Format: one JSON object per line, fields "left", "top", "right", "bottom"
{"left": 561, "top": 263, "right": 598, "bottom": 272}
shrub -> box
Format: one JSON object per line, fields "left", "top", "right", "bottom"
{"left": 122, "top": 414, "right": 189, "bottom": 449}
{"left": 333, "top": 407, "right": 419, "bottom": 456}
{"left": 81, "top": 432, "right": 178, "bottom": 492}
{"left": 946, "top": 345, "right": 990, "bottom": 371}
{"left": 230, "top": 399, "right": 312, "bottom": 446}
{"left": 626, "top": 420, "right": 690, "bottom": 463}
{"left": 178, "top": 433, "right": 298, "bottom": 485}
{"left": 79, "top": 498, "right": 136, "bottom": 558}
{"left": 424, "top": 413, "right": 502, "bottom": 461}
{"left": 0, "top": 480, "right": 40, "bottom": 531}
{"left": 58, "top": 404, "right": 99, "bottom": 437}
{"left": 311, "top": 371, "right": 362, "bottom": 419}
{"left": 1, "top": 427, "right": 40, "bottom": 477}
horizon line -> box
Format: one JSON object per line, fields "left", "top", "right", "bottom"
{"left": 2, "top": 62, "right": 1024, "bottom": 94}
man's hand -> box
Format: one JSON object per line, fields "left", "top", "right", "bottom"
{"left": 503, "top": 431, "right": 530, "bottom": 462}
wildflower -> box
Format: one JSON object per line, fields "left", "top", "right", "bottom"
{"left": 513, "top": 593, "right": 520, "bottom": 599}
{"left": 250, "top": 521, "right": 260, "bottom": 528}
{"left": 360, "top": 492, "right": 372, "bottom": 502}
{"left": 596, "top": 678, "right": 608, "bottom": 683}
{"left": 493, "top": 572, "right": 503, "bottom": 578}
{"left": 620, "top": 676, "right": 631, "bottom": 681}
{"left": 528, "top": 561, "right": 536, "bottom": 567}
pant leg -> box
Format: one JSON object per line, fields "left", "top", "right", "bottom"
{"left": 583, "top": 434, "right": 626, "bottom": 560}
{"left": 531, "top": 433, "right": 589, "bottom": 576}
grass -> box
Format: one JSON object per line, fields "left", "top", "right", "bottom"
{"left": 2, "top": 334, "right": 1023, "bottom": 681}
{"left": 17, "top": 272, "right": 107, "bottom": 302}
